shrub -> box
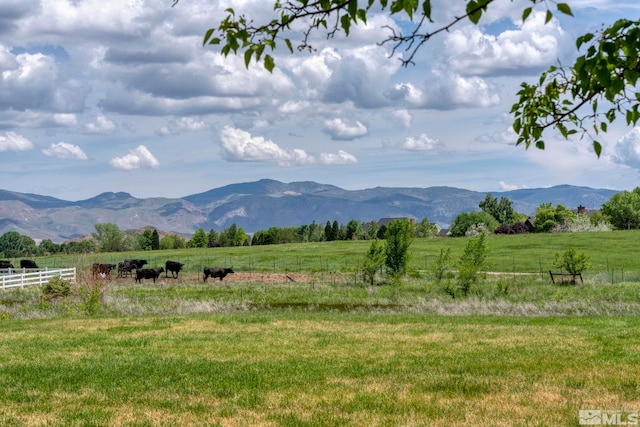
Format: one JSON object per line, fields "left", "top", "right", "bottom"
{"left": 41, "top": 276, "right": 71, "bottom": 300}
{"left": 554, "top": 248, "right": 590, "bottom": 283}
{"left": 362, "top": 239, "right": 387, "bottom": 286}
{"left": 456, "top": 233, "right": 489, "bottom": 296}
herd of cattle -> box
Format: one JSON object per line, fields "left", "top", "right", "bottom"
{"left": 91, "top": 259, "right": 234, "bottom": 283}
{"left": 0, "top": 259, "right": 39, "bottom": 269}
{"left": 1, "top": 258, "right": 235, "bottom": 284}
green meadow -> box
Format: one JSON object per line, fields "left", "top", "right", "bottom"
{"left": 1, "top": 231, "right": 640, "bottom": 425}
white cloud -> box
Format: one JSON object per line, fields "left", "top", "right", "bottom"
{"left": 219, "top": 126, "right": 314, "bottom": 166}
{"left": 384, "top": 133, "right": 444, "bottom": 152}
{"left": 323, "top": 118, "right": 368, "bottom": 140}
{"left": 612, "top": 127, "right": 640, "bottom": 169}
{"left": 219, "top": 126, "right": 357, "bottom": 166}
{"left": 0, "top": 132, "right": 33, "bottom": 152}
{"left": 444, "top": 11, "right": 568, "bottom": 76}
{"left": 318, "top": 150, "right": 357, "bottom": 165}
{"left": 42, "top": 142, "right": 88, "bottom": 160}
{"left": 84, "top": 115, "right": 117, "bottom": 134}
{"left": 109, "top": 145, "right": 160, "bottom": 170}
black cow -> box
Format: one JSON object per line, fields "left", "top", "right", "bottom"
{"left": 92, "top": 263, "right": 116, "bottom": 278}
{"left": 165, "top": 260, "right": 184, "bottom": 279}
{"left": 20, "top": 259, "right": 39, "bottom": 269}
{"left": 129, "top": 259, "right": 148, "bottom": 268}
{"left": 117, "top": 260, "right": 136, "bottom": 277}
{"left": 0, "top": 260, "right": 14, "bottom": 269}
{"left": 203, "top": 267, "right": 234, "bottom": 282}
{"left": 135, "top": 267, "right": 164, "bottom": 283}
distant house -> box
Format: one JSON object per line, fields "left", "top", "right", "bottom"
{"left": 436, "top": 228, "right": 449, "bottom": 237}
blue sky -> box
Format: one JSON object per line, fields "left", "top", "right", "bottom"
{"left": 1, "top": 0, "right": 639, "bottom": 201}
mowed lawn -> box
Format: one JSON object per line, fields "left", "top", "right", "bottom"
{"left": 1, "top": 313, "right": 639, "bottom": 426}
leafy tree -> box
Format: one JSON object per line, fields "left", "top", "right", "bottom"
{"left": 324, "top": 221, "right": 334, "bottom": 241}
{"left": 92, "top": 223, "right": 126, "bottom": 252}
{"left": 138, "top": 229, "right": 154, "bottom": 251}
{"left": 533, "top": 203, "right": 575, "bottom": 232}
{"left": 553, "top": 248, "right": 590, "bottom": 284}
{"left": 151, "top": 229, "right": 160, "bottom": 250}
{"left": 414, "top": 217, "right": 438, "bottom": 238}
{"left": 186, "top": 0, "right": 640, "bottom": 153}
{"left": 449, "top": 211, "right": 499, "bottom": 237}
{"left": 160, "top": 234, "right": 186, "bottom": 250}
{"left": 601, "top": 188, "right": 640, "bottom": 230}
{"left": 377, "top": 224, "right": 388, "bottom": 239}
{"left": 385, "top": 219, "right": 413, "bottom": 277}
{"left": 188, "top": 228, "right": 208, "bottom": 248}
{"left": 38, "top": 239, "right": 60, "bottom": 255}
{"left": 366, "top": 220, "right": 378, "bottom": 240}
{"left": 208, "top": 229, "right": 219, "bottom": 246}
{"left": 332, "top": 220, "right": 341, "bottom": 241}
{"left": 362, "top": 239, "right": 387, "bottom": 286}
{"left": 479, "top": 194, "right": 516, "bottom": 225}
{"left": 0, "top": 232, "right": 37, "bottom": 257}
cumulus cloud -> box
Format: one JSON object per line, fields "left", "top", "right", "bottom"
{"left": 156, "top": 117, "right": 208, "bottom": 135}
{"left": 384, "top": 133, "right": 444, "bottom": 152}
{"left": 219, "top": 126, "right": 356, "bottom": 166}
{"left": 109, "top": 145, "right": 160, "bottom": 170}
{"left": 613, "top": 127, "right": 640, "bottom": 169}
{"left": 323, "top": 118, "right": 368, "bottom": 140}
{"left": 42, "top": 142, "right": 88, "bottom": 160}
{"left": 0, "top": 50, "right": 89, "bottom": 113}
{"left": 318, "top": 150, "right": 357, "bottom": 165}
{"left": 84, "top": 115, "right": 117, "bottom": 134}
{"left": 444, "top": 11, "right": 568, "bottom": 76}
{"left": 387, "top": 71, "right": 500, "bottom": 109}
{"left": 0, "top": 131, "right": 33, "bottom": 152}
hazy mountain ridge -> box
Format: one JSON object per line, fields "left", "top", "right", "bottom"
{"left": 0, "top": 179, "right": 618, "bottom": 242}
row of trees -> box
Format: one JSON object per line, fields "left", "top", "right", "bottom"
{"left": 449, "top": 188, "right": 640, "bottom": 237}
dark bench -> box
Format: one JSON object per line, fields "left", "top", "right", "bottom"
{"left": 549, "top": 271, "right": 583, "bottom": 285}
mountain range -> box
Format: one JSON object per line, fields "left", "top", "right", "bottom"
{"left": 0, "top": 179, "right": 618, "bottom": 242}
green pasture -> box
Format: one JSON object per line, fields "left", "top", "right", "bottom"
{"left": 1, "top": 313, "right": 639, "bottom": 426}
{"left": 15, "top": 230, "right": 640, "bottom": 278}
{"left": 1, "top": 231, "right": 640, "bottom": 425}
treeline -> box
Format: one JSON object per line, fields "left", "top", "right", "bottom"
{"left": 447, "top": 188, "right": 640, "bottom": 237}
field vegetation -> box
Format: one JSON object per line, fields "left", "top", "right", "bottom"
{"left": 1, "top": 231, "right": 639, "bottom": 425}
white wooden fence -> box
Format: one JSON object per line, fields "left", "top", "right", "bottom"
{"left": 0, "top": 268, "right": 76, "bottom": 290}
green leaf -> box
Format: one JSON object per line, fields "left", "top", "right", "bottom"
{"left": 545, "top": 10, "right": 553, "bottom": 24}
{"left": 593, "top": 141, "right": 602, "bottom": 158}
{"left": 340, "top": 14, "right": 351, "bottom": 35}
{"left": 203, "top": 28, "right": 215, "bottom": 46}
{"left": 264, "top": 54, "right": 275, "bottom": 73}
{"left": 556, "top": 3, "right": 573, "bottom": 17}
{"left": 284, "top": 38, "right": 293, "bottom": 53}
{"left": 244, "top": 49, "right": 253, "bottom": 68}
{"left": 522, "top": 7, "right": 532, "bottom": 22}
{"left": 422, "top": 0, "right": 432, "bottom": 21}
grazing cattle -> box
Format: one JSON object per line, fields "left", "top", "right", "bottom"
{"left": 20, "top": 259, "right": 39, "bottom": 269}
{"left": 0, "top": 260, "right": 14, "bottom": 269}
{"left": 203, "top": 267, "right": 234, "bottom": 282}
{"left": 165, "top": 260, "right": 185, "bottom": 279}
{"left": 117, "top": 260, "right": 136, "bottom": 278}
{"left": 135, "top": 267, "right": 164, "bottom": 283}
{"left": 118, "top": 259, "right": 148, "bottom": 278}
{"left": 92, "top": 263, "right": 116, "bottom": 278}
